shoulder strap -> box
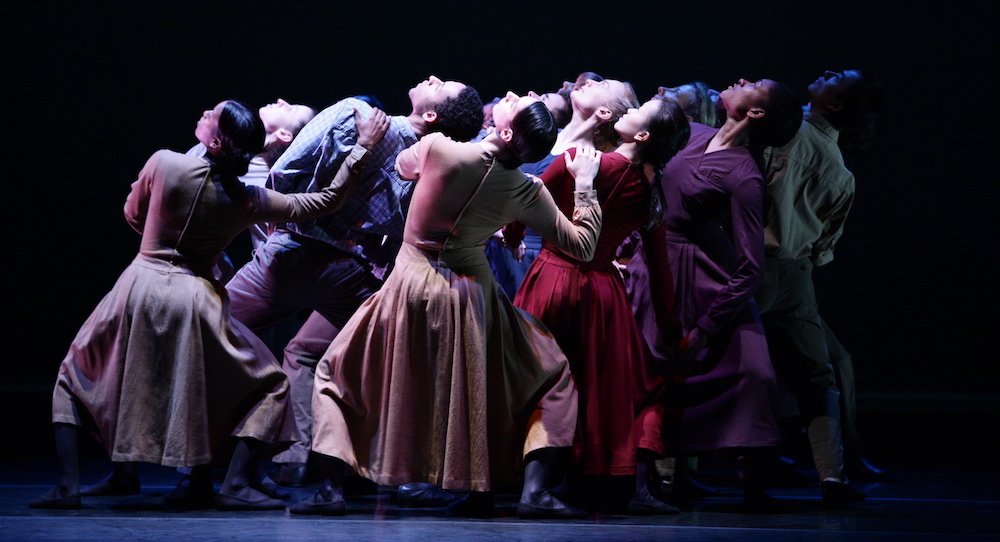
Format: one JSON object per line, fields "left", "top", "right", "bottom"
{"left": 438, "top": 157, "right": 496, "bottom": 258}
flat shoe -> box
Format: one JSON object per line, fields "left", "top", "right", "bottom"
{"left": 517, "top": 501, "right": 589, "bottom": 519}
{"left": 289, "top": 491, "right": 345, "bottom": 516}
{"left": 29, "top": 491, "right": 81, "bottom": 510}
{"left": 517, "top": 490, "right": 589, "bottom": 519}
{"left": 217, "top": 486, "right": 285, "bottom": 511}
{"left": 396, "top": 482, "right": 458, "bottom": 507}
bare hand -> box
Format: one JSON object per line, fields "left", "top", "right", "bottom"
{"left": 566, "top": 146, "right": 602, "bottom": 191}
{"left": 509, "top": 241, "right": 526, "bottom": 262}
{"left": 355, "top": 107, "right": 390, "bottom": 149}
{"left": 612, "top": 259, "right": 628, "bottom": 281}
{"left": 676, "top": 327, "right": 709, "bottom": 373}
{"left": 499, "top": 229, "right": 527, "bottom": 261}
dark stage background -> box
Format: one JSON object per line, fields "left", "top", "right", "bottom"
{"left": 5, "top": 2, "right": 997, "bottom": 435}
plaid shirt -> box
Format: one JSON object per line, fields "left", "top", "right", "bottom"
{"left": 268, "top": 97, "right": 417, "bottom": 271}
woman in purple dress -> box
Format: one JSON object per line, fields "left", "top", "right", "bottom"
{"left": 633, "top": 78, "right": 802, "bottom": 511}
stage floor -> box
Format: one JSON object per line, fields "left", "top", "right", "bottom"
{"left": 3, "top": 391, "right": 998, "bottom": 541}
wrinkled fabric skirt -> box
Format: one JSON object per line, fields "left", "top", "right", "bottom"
{"left": 636, "top": 237, "right": 780, "bottom": 454}
{"left": 52, "top": 254, "right": 292, "bottom": 467}
{"left": 311, "top": 243, "right": 577, "bottom": 492}
{"left": 624, "top": 236, "right": 673, "bottom": 365}
{"left": 514, "top": 249, "right": 659, "bottom": 475}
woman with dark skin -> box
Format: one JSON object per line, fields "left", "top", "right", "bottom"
{"left": 633, "top": 78, "right": 803, "bottom": 512}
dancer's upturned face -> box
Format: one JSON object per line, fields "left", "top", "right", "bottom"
{"left": 195, "top": 101, "right": 228, "bottom": 152}
{"left": 408, "top": 75, "right": 466, "bottom": 112}
{"left": 492, "top": 91, "right": 539, "bottom": 135}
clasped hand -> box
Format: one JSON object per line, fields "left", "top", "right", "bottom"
{"left": 565, "top": 146, "right": 602, "bottom": 192}
{"left": 355, "top": 107, "right": 390, "bottom": 149}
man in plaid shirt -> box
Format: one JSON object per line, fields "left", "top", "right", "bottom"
{"left": 226, "top": 76, "right": 483, "bottom": 485}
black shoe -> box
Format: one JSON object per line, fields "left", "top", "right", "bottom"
{"left": 163, "top": 476, "right": 215, "bottom": 510}
{"left": 28, "top": 488, "right": 81, "bottom": 510}
{"left": 445, "top": 491, "right": 495, "bottom": 518}
{"left": 289, "top": 490, "right": 346, "bottom": 516}
{"left": 821, "top": 480, "right": 865, "bottom": 505}
{"left": 517, "top": 489, "right": 589, "bottom": 519}
{"left": 627, "top": 494, "right": 680, "bottom": 515}
{"left": 845, "top": 456, "right": 888, "bottom": 482}
{"left": 217, "top": 486, "right": 286, "bottom": 511}
{"left": 273, "top": 462, "right": 308, "bottom": 487}
{"left": 396, "top": 482, "right": 458, "bottom": 507}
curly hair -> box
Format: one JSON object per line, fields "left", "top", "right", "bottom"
{"left": 429, "top": 86, "right": 485, "bottom": 142}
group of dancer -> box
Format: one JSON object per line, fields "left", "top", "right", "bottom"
{"left": 31, "top": 68, "right": 884, "bottom": 519}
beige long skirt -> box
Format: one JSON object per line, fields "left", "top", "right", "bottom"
{"left": 311, "top": 243, "right": 578, "bottom": 492}
{"left": 52, "top": 254, "right": 292, "bottom": 467}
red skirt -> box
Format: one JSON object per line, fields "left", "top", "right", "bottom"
{"left": 514, "top": 249, "right": 660, "bottom": 475}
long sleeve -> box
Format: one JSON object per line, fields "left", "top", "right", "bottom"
{"left": 502, "top": 215, "right": 527, "bottom": 248}
{"left": 504, "top": 151, "right": 572, "bottom": 249}
{"left": 516, "top": 178, "right": 602, "bottom": 262}
{"left": 252, "top": 144, "right": 371, "bottom": 225}
{"left": 124, "top": 174, "right": 152, "bottom": 235}
{"left": 695, "top": 172, "right": 766, "bottom": 335}
{"left": 617, "top": 229, "right": 641, "bottom": 261}
{"left": 810, "top": 174, "right": 854, "bottom": 266}
{"left": 762, "top": 112, "right": 855, "bottom": 266}
{"left": 124, "top": 151, "right": 170, "bottom": 235}
{"left": 269, "top": 101, "right": 358, "bottom": 196}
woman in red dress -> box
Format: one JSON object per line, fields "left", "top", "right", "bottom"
{"left": 511, "top": 99, "right": 689, "bottom": 514}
